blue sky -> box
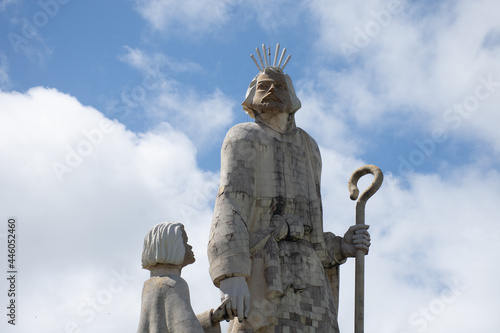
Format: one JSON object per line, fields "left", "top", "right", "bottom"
{"left": 1, "top": 0, "right": 500, "bottom": 332}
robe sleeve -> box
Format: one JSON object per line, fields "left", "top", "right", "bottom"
{"left": 300, "top": 131, "right": 345, "bottom": 315}
{"left": 208, "top": 124, "right": 257, "bottom": 287}
{"left": 324, "top": 232, "right": 347, "bottom": 265}
{"left": 299, "top": 129, "right": 346, "bottom": 267}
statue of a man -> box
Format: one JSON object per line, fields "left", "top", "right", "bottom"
{"left": 207, "top": 45, "right": 370, "bottom": 332}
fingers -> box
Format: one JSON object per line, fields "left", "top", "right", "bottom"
{"left": 352, "top": 226, "right": 371, "bottom": 254}
{"left": 223, "top": 295, "right": 247, "bottom": 322}
{"left": 220, "top": 292, "right": 233, "bottom": 321}
{"left": 237, "top": 293, "right": 245, "bottom": 322}
{"left": 353, "top": 238, "right": 370, "bottom": 246}
{"left": 244, "top": 293, "right": 250, "bottom": 319}
{"left": 213, "top": 298, "right": 230, "bottom": 322}
{"left": 218, "top": 276, "right": 250, "bottom": 323}
{"left": 351, "top": 224, "right": 369, "bottom": 232}
{"left": 352, "top": 226, "right": 370, "bottom": 240}
{"left": 224, "top": 296, "right": 235, "bottom": 321}
{"left": 352, "top": 231, "right": 370, "bottom": 241}
{"left": 352, "top": 236, "right": 370, "bottom": 254}
{"left": 345, "top": 225, "right": 369, "bottom": 241}
{"left": 353, "top": 240, "right": 370, "bottom": 252}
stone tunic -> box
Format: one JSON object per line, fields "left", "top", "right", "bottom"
{"left": 208, "top": 122, "right": 345, "bottom": 333}
{"left": 137, "top": 275, "right": 219, "bottom": 333}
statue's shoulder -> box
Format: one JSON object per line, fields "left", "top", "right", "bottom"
{"left": 145, "top": 275, "right": 187, "bottom": 290}
{"left": 297, "top": 127, "right": 320, "bottom": 152}
{"left": 225, "top": 122, "right": 265, "bottom": 143}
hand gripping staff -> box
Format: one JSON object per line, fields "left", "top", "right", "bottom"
{"left": 348, "top": 165, "right": 383, "bottom": 333}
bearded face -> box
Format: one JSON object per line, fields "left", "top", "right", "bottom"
{"left": 252, "top": 72, "right": 292, "bottom": 115}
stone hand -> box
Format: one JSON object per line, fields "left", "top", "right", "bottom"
{"left": 211, "top": 298, "right": 230, "bottom": 324}
{"left": 341, "top": 224, "right": 371, "bottom": 257}
{"left": 219, "top": 276, "right": 250, "bottom": 322}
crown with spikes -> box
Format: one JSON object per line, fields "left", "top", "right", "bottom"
{"left": 250, "top": 43, "right": 291, "bottom": 72}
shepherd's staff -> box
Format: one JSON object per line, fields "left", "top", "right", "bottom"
{"left": 348, "top": 165, "right": 383, "bottom": 333}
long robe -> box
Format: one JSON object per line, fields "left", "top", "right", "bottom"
{"left": 208, "top": 122, "right": 346, "bottom": 332}
{"left": 137, "top": 275, "right": 220, "bottom": 333}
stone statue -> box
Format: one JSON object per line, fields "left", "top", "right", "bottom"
{"left": 138, "top": 222, "right": 228, "bottom": 333}
{"left": 207, "top": 44, "right": 371, "bottom": 332}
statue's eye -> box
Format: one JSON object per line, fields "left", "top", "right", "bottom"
{"left": 258, "top": 83, "right": 270, "bottom": 90}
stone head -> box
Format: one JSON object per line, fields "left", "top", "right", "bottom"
{"left": 242, "top": 67, "right": 301, "bottom": 118}
{"left": 141, "top": 222, "right": 195, "bottom": 270}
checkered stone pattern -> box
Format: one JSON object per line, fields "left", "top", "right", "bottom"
{"left": 208, "top": 122, "right": 344, "bottom": 332}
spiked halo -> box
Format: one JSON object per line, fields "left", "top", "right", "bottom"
{"left": 250, "top": 43, "right": 291, "bottom": 72}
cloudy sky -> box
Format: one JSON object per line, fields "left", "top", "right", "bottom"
{"left": 1, "top": 0, "right": 500, "bottom": 332}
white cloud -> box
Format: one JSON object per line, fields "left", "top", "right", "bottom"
{"left": 134, "top": 0, "right": 236, "bottom": 35}
{"left": 116, "top": 46, "right": 235, "bottom": 147}
{"left": 293, "top": 3, "right": 500, "bottom": 329}
{"left": 238, "top": 0, "right": 308, "bottom": 33}
{"left": 4, "top": 2, "right": 57, "bottom": 66}
{"left": 0, "top": 87, "right": 221, "bottom": 332}
{"left": 0, "top": 53, "right": 9, "bottom": 88}
{"left": 2, "top": 1, "right": 500, "bottom": 332}
{"left": 0, "top": 0, "right": 17, "bottom": 11}
{"left": 149, "top": 86, "right": 235, "bottom": 147}
{"left": 133, "top": 0, "right": 310, "bottom": 37}
{"left": 318, "top": 148, "right": 500, "bottom": 332}
{"left": 120, "top": 46, "right": 204, "bottom": 75}
{"left": 307, "top": 0, "right": 500, "bottom": 151}
{"left": 1, "top": 83, "right": 500, "bottom": 332}
{"left": 295, "top": 79, "right": 360, "bottom": 155}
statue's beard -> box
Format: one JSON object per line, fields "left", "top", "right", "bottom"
{"left": 257, "top": 102, "right": 285, "bottom": 114}
{"left": 255, "top": 94, "right": 290, "bottom": 114}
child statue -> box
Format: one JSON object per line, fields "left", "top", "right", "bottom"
{"left": 138, "top": 222, "right": 228, "bottom": 333}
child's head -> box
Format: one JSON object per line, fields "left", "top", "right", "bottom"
{"left": 141, "top": 222, "right": 195, "bottom": 270}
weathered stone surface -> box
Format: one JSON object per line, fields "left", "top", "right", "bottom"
{"left": 207, "top": 45, "right": 371, "bottom": 332}
{"left": 138, "top": 274, "right": 220, "bottom": 333}
{"left": 137, "top": 222, "right": 224, "bottom": 333}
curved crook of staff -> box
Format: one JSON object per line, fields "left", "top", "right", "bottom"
{"left": 348, "top": 165, "right": 383, "bottom": 333}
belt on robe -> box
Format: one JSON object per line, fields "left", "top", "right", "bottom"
{"left": 249, "top": 214, "right": 313, "bottom": 299}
